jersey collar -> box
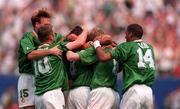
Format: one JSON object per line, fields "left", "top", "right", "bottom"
{"left": 32, "top": 30, "right": 38, "bottom": 38}
{"left": 133, "top": 39, "right": 143, "bottom": 42}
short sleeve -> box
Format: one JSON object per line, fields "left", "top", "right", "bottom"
{"left": 20, "top": 34, "right": 36, "bottom": 55}
{"left": 110, "top": 43, "right": 129, "bottom": 62}
{"left": 78, "top": 47, "right": 97, "bottom": 65}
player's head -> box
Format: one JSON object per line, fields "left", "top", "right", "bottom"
{"left": 88, "top": 27, "right": 112, "bottom": 45}
{"left": 125, "top": 24, "right": 143, "bottom": 42}
{"left": 90, "top": 28, "right": 112, "bottom": 45}
{"left": 66, "top": 26, "right": 83, "bottom": 42}
{"left": 37, "top": 24, "right": 53, "bottom": 43}
{"left": 31, "top": 8, "right": 52, "bottom": 32}
{"left": 87, "top": 27, "right": 105, "bottom": 42}
{"left": 95, "top": 34, "right": 112, "bottom": 45}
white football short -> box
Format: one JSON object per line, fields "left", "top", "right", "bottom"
{"left": 112, "top": 90, "right": 120, "bottom": 109}
{"left": 66, "top": 86, "right": 90, "bottom": 109}
{"left": 87, "top": 87, "right": 119, "bottom": 109}
{"left": 18, "top": 73, "right": 35, "bottom": 108}
{"left": 35, "top": 88, "right": 65, "bottom": 109}
{"left": 120, "top": 84, "right": 153, "bottom": 109}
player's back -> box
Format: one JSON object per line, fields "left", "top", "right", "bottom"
{"left": 114, "top": 41, "right": 156, "bottom": 93}
{"left": 91, "top": 47, "right": 118, "bottom": 91}
{"left": 33, "top": 42, "right": 68, "bottom": 95}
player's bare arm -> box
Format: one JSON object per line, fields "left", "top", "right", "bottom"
{"left": 94, "top": 41, "right": 112, "bottom": 62}
{"left": 65, "top": 26, "right": 88, "bottom": 50}
{"left": 92, "top": 34, "right": 113, "bottom": 62}
{"left": 66, "top": 51, "right": 80, "bottom": 62}
{"left": 27, "top": 46, "right": 62, "bottom": 60}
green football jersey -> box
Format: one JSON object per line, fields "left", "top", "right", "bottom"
{"left": 79, "top": 47, "right": 118, "bottom": 91}
{"left": 18, "top": 32, "right": 41, "bottom": 74}
{"left": 111, "top": 41, "right": 156, "bottom": 94}
{"left": 33, "top": 42, "right": 68, "bottom": 95}
{"left": 69, "top": 48, "right": 96, "bottom": 88}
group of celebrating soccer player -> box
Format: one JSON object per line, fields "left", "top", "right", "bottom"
{"left": 17, "top": 9, "right": 156, "bottom": 109}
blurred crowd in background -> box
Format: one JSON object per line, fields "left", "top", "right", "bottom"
{"left": 0, "top": 0, "right": 180, "bottom": 78}
{"left": 0, "top": 0, "right": 180, "bottom": 109}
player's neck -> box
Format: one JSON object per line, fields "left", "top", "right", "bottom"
{"left": 132, "top": 37, "right": 142, "bottom": 42}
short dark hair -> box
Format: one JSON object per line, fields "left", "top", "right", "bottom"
{"left": 69, "top": 26, "right": 83, "bottom": 36}
{"left": 127, "top": 24, "right": 143, "bottom": 39}
{"left": 31, "top": 9, "right": 52, "bottom": 27}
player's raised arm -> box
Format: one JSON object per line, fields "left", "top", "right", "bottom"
{"left": 65, "top": 26, "right": 88, "bottom": 50}
{"left": 93, "top": 40, "right": 112, "bottom": 62}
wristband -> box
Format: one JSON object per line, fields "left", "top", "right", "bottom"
{"left": 93, "top": 40, "right": 101, "bottom": 49}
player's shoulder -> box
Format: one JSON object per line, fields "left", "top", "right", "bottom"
{"left": 139, "top": 42, "right": 154, "bottom": 49}
{"left": 55, "top": 32, "right": 63, "bottom": 36}
{"left": 20, "top": 32, "right": 34, "bottom": 40}
{"left": 146, "top": 43, "right": 154, "bottom": 48}
{"left": 85, "top": 46, "right": 95, "bottom": 52}
{"left": 19, "top": 32, "right": 40, "bottom": 46}
{"left": 54, "top": 33, "right": 64, "bottom": 39}
{"left": 114, "top": 42, "right": 138, "bottom": 52}
{"left": 54, "top": 32, "right": 65, "bottom": 42}
{"left": 118, "top": 41, "right": 134, "bottom": 48}
{"left": 23, "top": 32, "right": 34, "bottom": 37}
{"left": 79, "top": 47, "right": 94, "bottom": 54}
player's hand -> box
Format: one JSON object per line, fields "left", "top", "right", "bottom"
{"left": 94, "top": 34, "right": 112, "bottom": 45}
{"left": 93, "top": 40, "right": 101, "bottom": 49}
{"left": 49, "top": 45, "right": 63, "bottom": 57}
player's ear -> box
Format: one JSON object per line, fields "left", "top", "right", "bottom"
{"left": 35, "top": 20, "right": 42, "bottom": 29}
{"left": 35, "top": 23, "right": 40, "bottom": 28}
{"left": 128, "top": 32, "right": 133, "bottom": 38}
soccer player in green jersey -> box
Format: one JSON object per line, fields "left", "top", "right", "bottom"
{"left": 66, "top": 28, "right": 120, "bottom": 109}
{"left": 33, "top": 25, "right": 67, "bottom": 109}
{"left": 93, "top": 24, "right": 156, "bottom": 109}
{"left": 17, "top": 9, "right": 62, "bottom": 109}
